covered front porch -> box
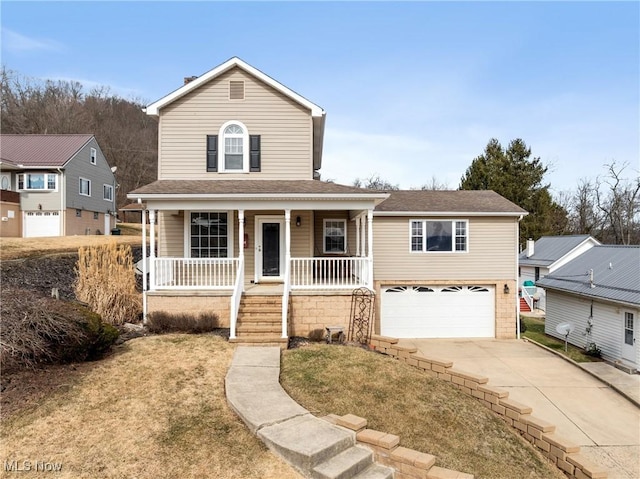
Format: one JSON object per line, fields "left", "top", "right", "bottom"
{"left": 131, "top": 181, "right": 388, "bottom": 341}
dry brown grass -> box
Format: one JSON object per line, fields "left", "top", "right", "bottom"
{"left": 281, "top": 344, "right": 565, "bottom": 479}
{"left": 74, "top": 242, "right": 141, "bottom": 325}
{"left": 0, "top": 234, "right": 142, "bottom": 261}
{"left": 1, "top": 335, "right": 300, "bottom": 479}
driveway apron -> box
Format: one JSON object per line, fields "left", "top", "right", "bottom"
{"left": 399, "top": 338, "right": 640, "bottom": 479}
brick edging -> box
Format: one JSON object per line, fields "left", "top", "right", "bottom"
{"left": 369, "top": 335, "right": 608, "bottom": 479}
{"left": 323, "top": 413, "right": 474, "bottom": 479}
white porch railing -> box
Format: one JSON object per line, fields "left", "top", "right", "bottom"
{"left": 153, "top": 258, "right": 240, "bottom": 289}
{"left": 521, "top": 285, "right": 536, "bottom": 310}
{"left": 229, "top": 257, "right": 244, "bottom": 340}
{"left": 290, "top": 257, "right": 371, "bottom": 289}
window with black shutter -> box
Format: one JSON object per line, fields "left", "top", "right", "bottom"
{"left": 206, "top": 135, "right": 218, "bottom": 172}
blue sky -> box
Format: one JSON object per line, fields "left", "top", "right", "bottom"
{"left": 2, "top": 1, "right": 638, "bottom": 194}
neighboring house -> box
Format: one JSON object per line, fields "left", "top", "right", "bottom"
{"left": 518, "top": 235, "right": 600, "bottom": 311}
{"left": 0, "top": 134, "right": 116, "bottom": 238}
{"left": 128, "top": 57, "right": 526, "bottom": 345}
{"left": 537, "top": 245, "right": 640, "bottom": 371}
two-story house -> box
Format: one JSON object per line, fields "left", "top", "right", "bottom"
{"left": 0, "top": 134, "right": 116, "bottom": 237}
{"left": 129, "top": 57, "right": 526, "bottom": 345}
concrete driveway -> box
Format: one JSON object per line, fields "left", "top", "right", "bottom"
{"left": 398, "top": 338, "right": 640, "bottom": 479}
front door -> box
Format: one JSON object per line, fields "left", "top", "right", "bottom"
{"left": 255, "top": 216, "right": 285, "bottom": 282}
{"left": 621, "top": 311, "right": 637, "bottom": 364}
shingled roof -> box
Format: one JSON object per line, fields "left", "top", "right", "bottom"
{"left": 129, "top": 180, "right": 387, "bottom": 197}
{"left": 375, "top": 190, "right": 527, "bottom": 215}
{"left": 0, "top": 134, "right": 94, "bottom": 168}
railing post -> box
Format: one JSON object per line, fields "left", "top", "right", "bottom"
{"left": 282, "top": 210, "right": 291, "bottom": 339}
{"left": 367, "top": 209, "right": 374, "bottom": 289}
{"left": 141, "top": 208, "right": 148, "bottom": 324}
{"left": 149, "top": 210, "right": 156, "bottom": 290}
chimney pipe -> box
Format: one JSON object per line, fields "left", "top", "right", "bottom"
{"left": 526, "top": 238, "right": 534, "bottom": 258}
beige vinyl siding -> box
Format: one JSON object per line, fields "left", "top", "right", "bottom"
{"left": 373, "top": 216, "right": 517, "bottom": 280}
{"left": 158, "top": 211, "right": 184, "bottom": 257}
{"left": 158, "top": 68, "right": 313, "bottom": 180}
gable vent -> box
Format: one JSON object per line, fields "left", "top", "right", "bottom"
{"left": 229, "top": 81, "right": 245, "bottom": 100}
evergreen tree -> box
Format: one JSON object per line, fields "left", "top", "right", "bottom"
{"left": 459, "top": 138, "right": 567, "bottom": 245}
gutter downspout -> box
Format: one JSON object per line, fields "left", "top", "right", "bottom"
{"left": 516, "top": 215, "right": 523, "bottom": 339}
{"left": 57, "top": 168, "right": 65, "bottom": 235}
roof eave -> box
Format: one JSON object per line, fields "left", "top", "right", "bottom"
{"left": 127, "top": 192, "right": 389, "bottom": 201}
{"left": 538, "top": 283, "right": 640, "bottom": 309}
{"left": 374, "top": 210, "right": 528, "bottom": 217}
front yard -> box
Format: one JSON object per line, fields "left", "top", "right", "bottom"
{"left": 1, "top": 335, "right": 299, "bottom": 479}
{"left": 1, "top": 334, "right": 568, "bottom": 479}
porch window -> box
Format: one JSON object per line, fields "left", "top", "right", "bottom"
{"left": 190, "top": 212, "right": 228, "bottom": 258}
{"left": 323, "top": 219, "right": 346, "bottom": 254}
{"left": 410, "top": 219, "right": 468, "bottom": 252}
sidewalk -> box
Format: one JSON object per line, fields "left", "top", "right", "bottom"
{"left": 399, "top": 338, "right": 640, "bottom": 479}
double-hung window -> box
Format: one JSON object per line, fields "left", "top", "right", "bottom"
{"left": 190, "top": 212, "right": 229, "bottom": 258}
{"left": 17, "top": 173, "right": 57, "bottom": 191}
{"left": 410, "top": 219, "right": 468, "bottom": 252}
{"left": 90, "top": 148, "right": 97, "bottom": 165}
{"left": 103, "top": 184, "right": 114, "bottom": 201}
{"left": 79, "top": 177, "right": 91, "bottom": 196}
{"left": 323, "top": 219, "right": 347, "bottom": 254}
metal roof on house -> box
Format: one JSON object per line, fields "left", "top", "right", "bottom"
{"left": 374, "top": 190, "right": 527, "bottom": 215}
{"left": 0, "top": 134, "right": 93, "bottom": 168}
{"left": 519, "top": 235, "right": 600, "bottom": 267}
{"left": 536, "top": 245, "right": 640, "bottom": 307}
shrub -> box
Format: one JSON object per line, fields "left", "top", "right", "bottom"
{"left": 147, "top": 311, "right": 219, "bottom": 334}
{"left": 0, "top": 288, "right": 119, "bottom": 372}
{"left": 75, "top": 242, "right": 142, "bottom": 325}
{"left": 584, "top": 342, "right": 602, "bottom": 358}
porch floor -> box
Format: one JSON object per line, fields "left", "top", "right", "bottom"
{"left": 244, "top": 283, "right": 284, "bottom": 295}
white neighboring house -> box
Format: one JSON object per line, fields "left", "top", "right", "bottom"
{"left": 519, "top": 235, "right": 600, "bottom": 311}
{"left": 537, "top": 245, "right": 640, "bottom": 372}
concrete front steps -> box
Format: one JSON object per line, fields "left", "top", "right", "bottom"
{"left": 229, "top": 295, "right": 288, "bottom": 348}
{"left": 225, "top": 347, "right": 393, "bottom": 479}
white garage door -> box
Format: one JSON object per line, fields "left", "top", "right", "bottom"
{"left": 381, "top": 285, "right": 495, "bottom": 338}
{"left": 24, "top": 211, "right": 61, "bottom": 237}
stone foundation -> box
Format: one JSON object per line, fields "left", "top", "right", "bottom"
{"left": 146, "top": 292, "right": 231, "bottom": 326}
{"left": 289, "top": 292, "right": 354, "bottom": 339}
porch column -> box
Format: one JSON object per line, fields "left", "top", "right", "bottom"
{"left": 149, "top": 210, "right": 156, "bottom": 291}
{"left": 360, "top": 214, "right": 367, "bottom": 257}
{"left": 283, "top": 210, "right": 291, "bottom": 339}
{"left": 367, "top": 209, "right": 374, "bottom": 289}
{"left": 355, "top": 215, "right": 360, "bottom": 257}
{"left": 238, "top": 210, "right": 245, "bottom": 260}
{"left": 141, "top": 208, "right": 148, "bottom": 324}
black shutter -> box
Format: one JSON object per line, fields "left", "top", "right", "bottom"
{"left": 249, "top": 135, "right": 261, "bottom": 172}
{"left": 206, "top": 135, "right": 218, "bottom": 172}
